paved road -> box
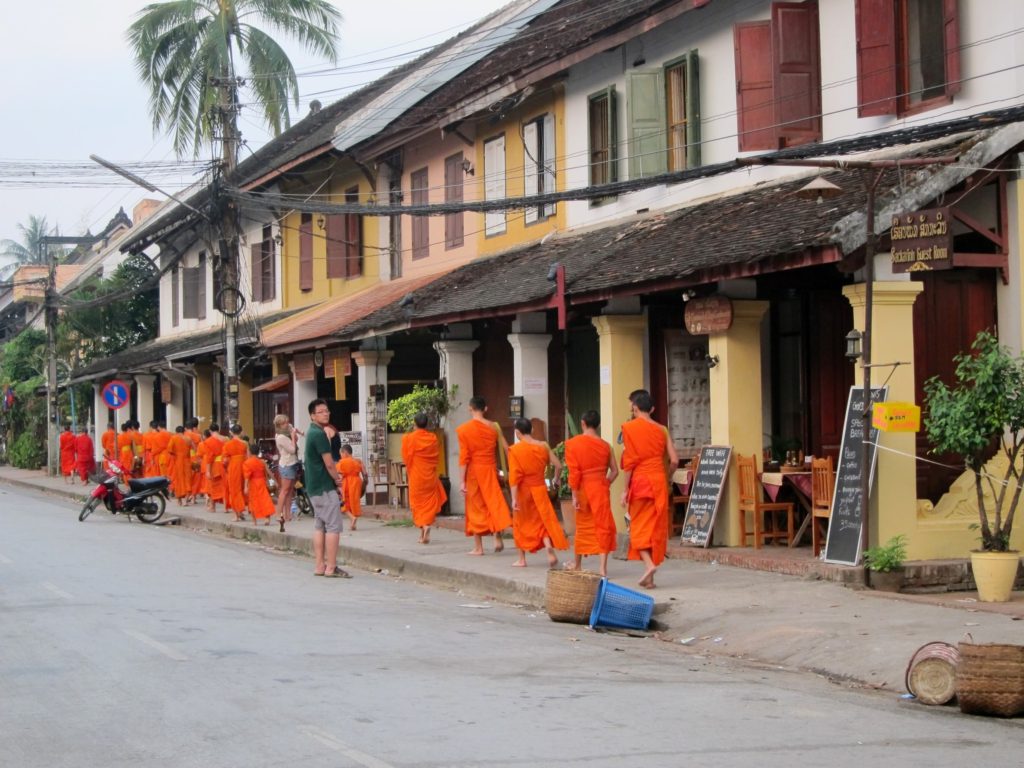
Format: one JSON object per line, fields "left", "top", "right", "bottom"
{"left": 2, "top": 485, "right": 1020, "bottom": 767}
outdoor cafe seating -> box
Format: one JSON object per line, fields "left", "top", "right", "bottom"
{"left": 736, "top": 454, "right": 795, "bottom": 548}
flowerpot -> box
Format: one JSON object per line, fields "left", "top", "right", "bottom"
{"left": 559, "top": 498, "right": 576, "bottom": 536}
{"left": 970, "top": 550, "right": 1022, "bottom": 603}
{"left": 869, "top": 568, "right": 903, "bottom": 593}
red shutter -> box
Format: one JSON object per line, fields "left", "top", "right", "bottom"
{"left": 325, "top": 214, "right": 345, "bottom": 279}
{"left": 250, "top": 243, "right": 263, "bottom": 302}
{"left": 734, "top": 21, "right": 775, "bottom": 151}
{"left": 772, "top": 1, "right": 821, "bottom": 147}
{"left": 345, "top": 214, "right": 361, "bottom": 277}
{"left": 855, "top": 0, "right": 897, "bottom": 116}
{"left": 943, "top": 0, "right": 961, "bottom": 97}
{"left": 299, "top": 217, "right": 313, "bottom": 291}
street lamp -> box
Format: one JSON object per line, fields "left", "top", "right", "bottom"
{"left": 845, "top": 329, "right": 863, "bottom": 361}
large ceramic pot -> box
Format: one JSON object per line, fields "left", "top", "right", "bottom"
{"left": 970, "top": 550, "right": 1022, "bottom": 602}
{"left": 868, "top": 568, "right": 903, "bottom": 593}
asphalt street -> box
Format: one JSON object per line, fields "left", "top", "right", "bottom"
{"left": 2, "top": 484, "right": 1021, "bottom": 768}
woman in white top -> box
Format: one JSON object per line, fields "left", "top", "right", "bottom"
{"left": 274, "top": 413, "right": 302, "bottom": 527}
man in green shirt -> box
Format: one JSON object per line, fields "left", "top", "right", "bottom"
{"left": 304, "top": 399, "right": 351, "bottom": 578}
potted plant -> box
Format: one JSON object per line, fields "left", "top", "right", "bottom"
{"left": 924, "top": 330, "right": 1023, "bottom": 602}
{"left": 386, "top": 384, "right": 458, "bottom": 432}
{"left": 863, "top": 534, "right": 907, "bottom": 592}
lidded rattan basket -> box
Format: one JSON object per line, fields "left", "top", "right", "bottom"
{"left": 545, "top": 569, "right": 603, "bottom": 623}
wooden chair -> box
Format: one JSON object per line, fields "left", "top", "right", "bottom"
{"left": 669, "top": 455, "right": 699, "bottom": 539}
{"left": 810, "top": 456, "right": 835, "bottom": 557}
{"left": 736, "top": 454, "right": 795, "bottom": 548}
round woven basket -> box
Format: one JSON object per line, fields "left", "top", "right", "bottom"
{"left": 956, "top": 642, "right": 1024, "bottom": 717}
{"left": 546, "top": 569, "right": 603, "bottom": 624}
{"left": 905, "top": 642, "right": 959, "bottom": 706}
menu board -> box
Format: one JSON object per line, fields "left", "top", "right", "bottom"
{"left": 681, "top": 445, "right": 732, "bottom": 547}
{"left": 824, "top": 386, "right": 888, "bottom": 565}
{"left": 665, "top": 330, "right": 711, "bottom": 453}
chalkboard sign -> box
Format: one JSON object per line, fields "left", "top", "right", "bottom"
{"left": 681, "top": 445, "right": 732, "bottom": 547}
{"left": 824, "top": 386, "right": 888, "bottom": 565}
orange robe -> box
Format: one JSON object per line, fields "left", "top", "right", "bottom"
{"left": 59, "top": 432, "right": 76, "bottom": 476}
{"left": 74, "top": 433, "right": 96, "bottom": 482}
{"left": 167, "top": 433, "right": 192, "bottom": 499}
{"left": 222, "top": 437, "right": 247, "bottom": 514}
{"left": 203, "top": 435, "right": 226, "bottom": 502}
{"left": 142, "top": 430, "right": 159, "bottom": 477}
{"left": 195, "top": 440, "right": 209, "bottom": 496}
{"left": 101, "top": 428, "right": 116, "bottom": 471}
{"left": 457, "top": 419, "right": 512, "bottom": 536}
{"left": 621, "top": 418, "right": 671, "bottom": 565}
{"left": 336, "top": 456, "right": 365, "bottom": 518}
{"left": 565, "top": 434, "right": 617, "bottom": 555}
{"left": 401, "top": 428, "right": 447, "bottom": 528}
{"left": 152, "top": 430, "right": 172, "bottom": 477}
{"left": 509, "top": 441, "right": 569, "bottom": 553}
{"left": 118, "top": 433, "right": 135, "bottom": 477}
{"left": 243, "top": 456, "right": 275, "bottom": 519}
{"left": 186, "top": 430, "right": 203, "bottom": 496}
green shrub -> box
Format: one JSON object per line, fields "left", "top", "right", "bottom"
{"left": 9, "top": 430, "right": 45, "bottom": 469}
{"left": 863, "top": 535, "right": 907, "bottom": 572}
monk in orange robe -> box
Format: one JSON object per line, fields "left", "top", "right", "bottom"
{"left": 508, "top": 418, "right": 569, "bottom": 568}
{"left": 222, "top": 424, "right": 248, "bottom": 520}
{"left": 243, "top": 442, "right": 275, "bottom": 525}
{"left": 620, "top": 392, "right": 678, "bottom": 589}
{"left": 336, "top": 444, "right": 366, "bottom": 531}
{"left": 117, "top": 424, "right": 136, "bottom": 478}
{"left": 152, "top": 422, "right": 172, "bottom": 477}
{"left": 565, "top": 410, "right": 619, "bottom": 576}
{"left": 456, "top": 396, "right": 512, "bottom": 555}
{"left": 184, "top": 418, "right": 203, "bottom": 502}
{"left": 101, "top": 422, "right": 116, "bottom": 472}
{"left": 59, "top": 426, "right": 76, "bottom": 482}
{"left": 196, "top": 430, "right": 211, "bottom": 500}
{"left": 401, "top": 413, "right": 447, "bottom": 544}
{"left": 142, "top": 422, "right": 159, "bottom": 477}
{"left": 74, "top": 427, "right": 96, "bottom": 484}
{"left": 167, "top": 426, "right": 192, "bottom": 504}
{"left": 203, "top": 423, "right": 227, "bottom": 511}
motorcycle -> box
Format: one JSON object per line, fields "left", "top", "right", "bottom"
{"left": 257, "top": 442, "right": 313, "bottom": 516}
{"left": 78, "top": 460, "right": 170, "bottom": 523}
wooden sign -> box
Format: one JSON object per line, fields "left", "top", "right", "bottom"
{"left": 825, "top": 386, "right": 888, "bottom": 566}
{"left": 684, "top": 295, "right": 733, "bottom": 335}
{"left": 680, "top": 445, "right": 732, "bottom": 547}
{"left": 293, "top": 353, "right": 315, "bottom": 381}
{"left": 324, "top": 347, "right": 350, "bottom": 378}
{"left": 890, "top": 207, "right": 952, "bottom": 273}
{"left": 160, "top": 378, "right": 172, "bottom": 404}
{"left": 872, "top": 402, "right": 920, "bottom": 433}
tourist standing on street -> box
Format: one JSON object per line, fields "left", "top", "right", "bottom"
{"left": 305, "top": 399, "right": 351, "bottom": 578}
{"left": 273, "top": 413, "right": 301, "bottom": 529}
{"left": 401, "top": 412, "right": 447, "bottom": 544}
{"left": 336, "top": 444, "right": 365, "bottom": 531}
{"left": 456, "top": 396, "right": 512, "bottom": 556}
{"left": 620, "top": 392, "right": 678, "bottom": 589}
{"left": 565, "top": 410, "right": 618, "bottom": 576}
{"left": 508, "top": 417, "right": 568, "bottom": 568}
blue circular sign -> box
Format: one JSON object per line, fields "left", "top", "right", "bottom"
{"left": 102, "top": 380, "right": 130, "bottom": 410}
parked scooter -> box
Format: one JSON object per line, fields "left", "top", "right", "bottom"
{"left": 78, "top": 460, "right": 170, "bottom": 523}
{"left": 258, "top": 442, "right": 313, "bottom": 516}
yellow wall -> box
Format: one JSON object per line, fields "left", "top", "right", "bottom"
{"left": 194, "top": 364, "right": 214, "bottom": 428}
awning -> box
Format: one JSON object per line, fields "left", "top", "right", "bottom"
{"left": 250, "top": 374, "right": 291, "bottom": 393}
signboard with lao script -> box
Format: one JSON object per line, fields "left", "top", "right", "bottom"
{"left": 684, "top": 295, "right": 733, "bottom": 335}
{"left": 825, "top": 386, "right": 888, "bottom": 565}
{"left": 680, "top": 445, "right": 732, "bottom": 547}
{"left": 890, "top": 207, "right": 952, "bottom": 274}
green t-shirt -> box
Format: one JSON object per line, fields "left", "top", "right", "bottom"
{"left": 303, "top": 423, "right": 334, "bottom": 497}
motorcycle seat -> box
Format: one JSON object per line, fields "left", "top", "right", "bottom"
{"left": 129, "top": 476, "right": 169, "bottom": 493}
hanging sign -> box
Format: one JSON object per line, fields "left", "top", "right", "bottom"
{"left": 872, "top": 402, "right": 921, "bottom": 432}
{"left": 324, "top": 347, "right": 351, "bottom": 378}
{"left": 293, "top": 353, "right": 315, "bottom": 381}
{"left": 890, "top": 207, "right": 953, "bottom": 273}
{"left": 684, "top": 295, "right": 733, "bottom": 334}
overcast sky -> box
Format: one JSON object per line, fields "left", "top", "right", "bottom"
{"left": 0, "top": 0, "right": 509, "bottom": 250}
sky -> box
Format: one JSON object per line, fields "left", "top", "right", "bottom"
{"left": 0, "top": 0, "right": 510, "bottom": 254}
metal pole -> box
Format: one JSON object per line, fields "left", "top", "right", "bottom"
{"left": 861, "top": 169, "right": 883, "bottom": 579}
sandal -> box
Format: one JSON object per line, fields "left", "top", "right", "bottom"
{"left": 323, "top": 566, "right": 352, "bottom": 579}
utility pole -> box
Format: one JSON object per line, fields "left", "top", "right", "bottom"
{"left": 45, "top": 244, "right": 59, "bottom": 476}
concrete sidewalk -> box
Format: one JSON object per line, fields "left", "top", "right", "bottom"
{"left": 3, "top": 465, "right": 1022, "bottom": 701}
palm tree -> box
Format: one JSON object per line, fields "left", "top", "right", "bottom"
{"left": 1, "top": 215, "right": 60, "bottom": 266}
{"left": 127, "top": 0, "right": 341, "bottom": 163}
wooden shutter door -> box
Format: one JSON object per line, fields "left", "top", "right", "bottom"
{"left": 299, "top": 217, "right": 313, "bottom": 291}
{"left": 325, "top": 215, "right": 345, "bottom": 279}
{"left": 345, "top": 214, "right": 361, "bottom": 276}
{"left": 772, "top": 1, "right": 821, "bottom": 147}
{"left": 523, "top": 120, "right": 539, "bottom": 224}
{"left": 542, "top": 113, "right": 556, "bottom": 217}
{"left": 627, "top": 70, "right": 667, "bottom": 179}
{"left": 250, "top": 243, "right": 263, "bottom": 302}
{"left": 855, "top": 0, "right": 897, "bottom": 116}
{"left": 685, "top": 49, "right": 701, "bottom": 168}
{"left": 444, "top": 154, "right": 463, "bottom": 248}
{"left": 734, "top": 21, "right": 775, "bottom": 151}
{"left": 197, "top": 253, "right": 207, "bottom": 319}
{"left": 171, "top": 265, "right": 179, "bottom": 326}
{"left": 943, "top": 0, "right": 961, "bottom": 97}
{"left": 484, "top": 136, "right": 506, "bottom": 236}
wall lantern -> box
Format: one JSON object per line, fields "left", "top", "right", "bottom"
{"left": 705, "top": 354, "right": 720, "bottom": 369}
{"left": 845, "top": 329, "right": 863, "bottom": 362}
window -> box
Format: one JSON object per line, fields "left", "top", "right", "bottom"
{"left": 734, "top": 1, "right": 822, "bottom": 151}
{"left": 444, "top": 153, "right": 464, "bottom": 248}
{"left": 588, "top": 87, "right": 617, "bottom": 186}
{"left": 665, "top": 51, "right": 701, "bottom": 171}
{"left": 299, "top": 213, "right": 313, "bottom": 291}
{"left": 483, "top": 136, "right": 506, "bottom": 236}
{"left": 251, "top": 225, "right": 275, "bottom": 302}
{"left": 197, "top": 251, "right": 206, "bottom": 320}
{"left": 411, "top": 168, "right": 429, "bottom": 259}
{"left": 326, "top": 189, "right": 362, "bottom": 278}
{"left": 182, "top": 251, "right": 206, "bottom": 320}
{"left": 171, "top": 264, "right": 179, "bottom": 327}
{"left": 522, "top": 115, "right": 556, "bottom": 223}
{"left": 856, "top": 0, "right": 960, "bottom": 117}
{"left": 624, "top": 54, "right": 701, "bottom": 179}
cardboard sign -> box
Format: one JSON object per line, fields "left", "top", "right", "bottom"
{"left": 872, "top": 402, "right": 920, "bottom": 432}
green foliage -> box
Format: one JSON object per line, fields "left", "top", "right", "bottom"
{"left": 863, "top": 535, "right": 907, "bottom": 572}
{"left": 549, "top": 412, "right": 582, "bottom": 501}
{"left": 0, "top": 331, "right": 47, "bottom": 463}
{"left": 386, "top": 385, "right": 458, "bottom": 432}
{"left": 8, "top": 430, "right": 45, "bottom": 469}
{"left": 924, "top": 331, "right": 1024, "bottom": 552}
{"left": 0, "top": 215, "right": 67, "bottom": 265}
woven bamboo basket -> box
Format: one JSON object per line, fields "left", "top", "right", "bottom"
{"left": 905, "top": 642, "right": 959, "bottom": 706}
{"left": 546, "top": 569, "right": 603, "bottom": 624}
{"left": 955, "top": 642, "right": 1024, "bottom": 717}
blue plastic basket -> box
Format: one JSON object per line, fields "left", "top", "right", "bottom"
{"left": 588, "top": 578, "right": 655, "bottom": 630}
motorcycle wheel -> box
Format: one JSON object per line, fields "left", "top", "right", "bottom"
{"left": 295, "top": 490, "right": 314, "bottom": 517}
{"left": 79, "top": 496, "right": 101, "bottom": 522}
{"left": 135, "top": 494, "right": 166, "bottom": 524}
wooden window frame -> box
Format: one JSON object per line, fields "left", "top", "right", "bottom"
{"left": 588, "top": 86, "right": 618, "bottom": 189}
{"left": 483, "top": 135, "right": 507, "bottom": 236}
{"left": 444, "top": 153, "right": 464, "bottom": 249}
{"left": 665, "top": 50, "right": 701, "bottom": 171}
{"left": 299, "top": 213, "right": 313, "bottom": 292}
{"left": 523, "top": 114, "right": 556, "bottom": 224}
{"left": 411, "top": 167, "right": 429, "bottom": 259}
{"left": 344, "top": 186, "right": 362, "bottom": 277}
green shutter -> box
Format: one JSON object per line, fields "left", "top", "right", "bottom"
{"left": 627, "top": 70, "right": 667, "bottom": 179}
{"left": 685, "top": 49, "right": 701, "bottom": 168}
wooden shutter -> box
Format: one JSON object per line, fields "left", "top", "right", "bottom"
{"left": 588, "top": 87, "right": 618, "bottom": 186}
{"left": 855, "top": 0, "right": 897, "bottom": 116}
{"left": 734, "top": 21, "right": 775, "bottom": 151}
{"left": 411, "top": 168, "right": 429, "bottom": 259}
{"left": 523, "top": 120, "right": 540, "bottom": 224}
{"left": 627, "top": 69, "right": 667, "bottom": 179}
{"left": 299, "top": 215, "right": 313, "bottom": 291}
{"left": 344, "top": 187, "right": 361, "bottom": 277}
{"left": 262, "top": 227, "right": 275, "bottom": 301}
{"left": 444, "top": 153, "right": 464, "bottom": 248}
{"left": 943, "top": 0, "right": 961, "bottom": 97}
{"left": 772, "top": 1, "right": 821, "bottom": 147}
{"left": 197, "top": 252, "right": 207, "bottom": 319}
{"left": 483, "top": 136, "right": 506, "bottom": 236}
{"left": 250, "top": 243, "right": 263, "bottom": 302}
{"left": 685, "top": 49, "right": 701, "bottom": 168}
{"left": 325, "top": 214, "right": 345, "bottom": 279}
{"left": 171, "top": 265, "right": 179, "bottom": 326}
{"left": 542, "top": 113, "right": 556, "bottom": 217}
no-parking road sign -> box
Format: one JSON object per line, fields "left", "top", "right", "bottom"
{"left": 102, "top": 380, "right": 130, "bottom": 410}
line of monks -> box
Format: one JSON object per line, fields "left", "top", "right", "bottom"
{"left": 58, "top": 424, "right": 96, "bottom": 484}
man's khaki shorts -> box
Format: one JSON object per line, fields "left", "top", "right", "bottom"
{"left": 311, "top": 489, "right": 344, "bottom": 533}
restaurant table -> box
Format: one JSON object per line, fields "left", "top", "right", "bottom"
{"left": 760, "top": 470, "right": 813, "bottom": 547}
